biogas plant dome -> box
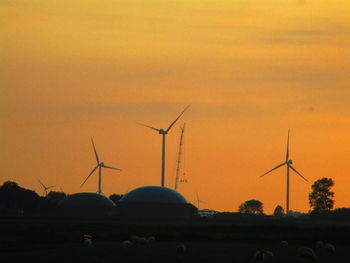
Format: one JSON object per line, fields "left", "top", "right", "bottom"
{"left": 115, "top": 186, "right": 196, "bottom": 220}
{"left": 119, "top": 186, "right": 188, "bottom": 204}
{"left": 60, "top": 192, "right": 116, "bottom": 208}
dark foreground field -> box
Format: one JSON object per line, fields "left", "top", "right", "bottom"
{"left": 0, "top": 239, "right": 347, "bottom": 263}
{"left": 0, "top": 217, "right": 349, "bottom": 262}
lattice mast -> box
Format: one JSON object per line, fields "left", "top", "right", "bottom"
{"left": 175, "top": 123, "right": 186, "bottom": 191}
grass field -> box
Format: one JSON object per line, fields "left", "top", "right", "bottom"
{"left": 0, "top": 239, "right": 346, "bottom": 263}
{"left": 0, "top": 217, "right": 349, "bottom": 262}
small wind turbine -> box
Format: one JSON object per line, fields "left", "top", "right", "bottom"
{"left": 137, "top": 104, "right": 190, "bottom": 187}
{"left": 38, "top": 180, "right": 55, "bottom": 196}
{"left": 81, "top": 137, "right": 121, "bottom": 195}
{"left": 259, "top": 129, "right": 308, "bottom": 213}
{"left": 194, "top": 192, "right": 205, "bottom": 210}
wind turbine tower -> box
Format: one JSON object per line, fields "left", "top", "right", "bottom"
{"left": 259, "top": 130, "right": 308, "bottom": 213}
{"left": 81, "top": 137, "right": 122, "bottom": 195}
{"left": 137, "top": 104, "right": 190, "bottom": 187}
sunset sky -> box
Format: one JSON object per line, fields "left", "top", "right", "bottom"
{"left": 1, "top": 0, "right": 349, "bottom": 213}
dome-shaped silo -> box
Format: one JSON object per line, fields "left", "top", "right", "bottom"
{"left": 119, "top": 186, "right": 188, "bottom": 204}
{"left": 115, "top": 186, "right": 197, "bottom": 220}
{"left": 59, "top": 192, "right": 115, "bottom": 218}
{"left": 60, "top": 192, "right": 115, "bottom": 208}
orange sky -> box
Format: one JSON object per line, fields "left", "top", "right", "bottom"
{"left": 1, "top": 0, "right": 349, "bottom": 214}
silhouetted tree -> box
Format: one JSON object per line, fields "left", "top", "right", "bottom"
{"left": 0, "top": 181, "right": 41, "bottom": 213}
{"left": 109, "top": 193, "right": 123, "bottom": 205}
{"left": 238, "top": 200, "right": 264, "bottom": 214}
{"left": 286, "top": 210, "right": 305, "bottom": 218}
{"left": 309, "top": 177, "right": 334, "bottom": 212}
{"left": 273, "top": 205, "right": 285, "bottom": 216}
{"left": 46, "top": 191, "right": 66, "bottom": 205}
{"left": 332, "top": 208, "right": 350, "bottom": 218}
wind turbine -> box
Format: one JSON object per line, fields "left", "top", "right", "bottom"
{"left": 137, "top": 104, "right": 190, "bottom": 187}
{"left": 81, "top": 137, "right": 121, "bottom": 195}
{"left": 259, "top": 130, "right": 308, "bottom": 213}
{"left": 38, "top": 180, "right": 55, "bottom": 196}
{"left": 194, "top": 192, "right": 205, "bottom": 210}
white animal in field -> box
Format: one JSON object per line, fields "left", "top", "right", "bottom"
{"left": 130, "top": 235, "right": 149, "bottom": 245}
{"left": 130, "top": 235, "right": 138, "bottom": 242}
{"left": 324, "top": 243, "right": 335, "bottom": 253}
{"left": 297, "top": 247, "right": 316, "bottom": 261}
{"left": 315, "top": 240, "right": 324, "bottom": 249}
{"left": 280, "top": 240, "right": 288, "bottom": 247}
{"left": 130, "top": 235, "right": 141, "bottom": 243}
{"left": 83, "top": 234, "right": 93, "bottom": 248}
{"left": 176, "top": 243, "right": 186, "bottom": 254}
{"left": 122, "top": 240, "right": 133, "bottom": 248}
{"left": 254, "top": 250, "right": 274, "bottom": 261}
{"left": 147, "top": 236, "right": 156, "bottom": 243}
{"left": 140, "top": 237, "right": 148, "bottom": 245}
{"left": 83, "top": 238, "right": 92, "bottom": 248}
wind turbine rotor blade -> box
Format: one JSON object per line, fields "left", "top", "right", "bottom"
{"left": 136, "top": 122, "right": 160, "bottom": 132}
{"left": 286, "top": 129, "right": 290, "bottom": 162}
{"left": 102, "top": 164, "right": 122, "bottom": 171}
{"left": 80, "top": 165, "right": 99, "bottom": 187}
{"left": 38, "top": 180, "right": 45, "bottom": 188}
{"left": 289, "top": 164, "right": 309, "bottom": 182}
{"left": 259, "top": 162, "right": 287, "bottom": 178}
{"left": 47, "top": 185, "right": 55, "bottom": 189}
{"left": 166, "top": 104, "right": 191, "bottom": 133}
{"left": 91, "top": 137, "right": 100, "bottom": 165}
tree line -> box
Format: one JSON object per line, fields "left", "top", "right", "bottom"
{"left": 0, "top": 181, "right": 123, "bottom": 215}
{"left": 0, "top": 177, "right": 347, "bottom": 218}
{"left": 238, "top": 177, "right": 337, "bottom": 215}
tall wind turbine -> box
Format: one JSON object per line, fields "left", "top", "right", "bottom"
{"left": 38, "top": 180, "right": 55, "bottom": 196}
{"left": 259, "top": 130, "right": 308, "bottom": 213}
{"left": 137, "top": 104, "right": 190, "bottom": 187}
{"left": 194, "top": 192, "right": 205, "bottom": 210}
{"left": 81, "top": 137, "right": 121, "bottom": 195}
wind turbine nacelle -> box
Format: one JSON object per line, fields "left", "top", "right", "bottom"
{"left": 159, "top": 129, "right": 166, "bottom": 134}
{"left": 288, "top": 160, "right": 293, "bottom": 165}
{"left": 100, "top": 162, "right": 104, "bottom": 166}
